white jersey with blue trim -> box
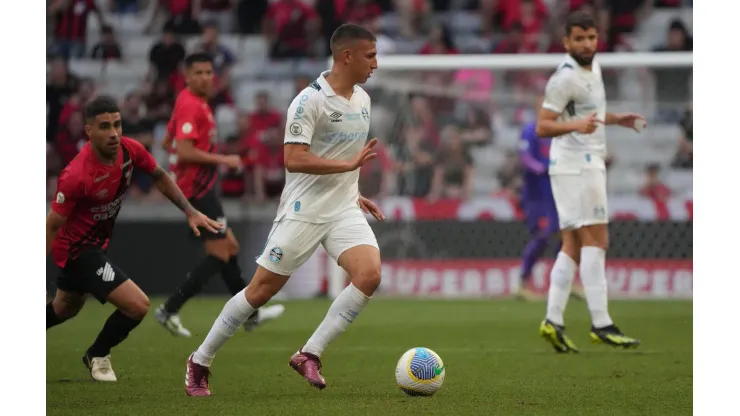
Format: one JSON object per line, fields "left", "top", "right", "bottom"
{"left": 278, "top": 71, "right": 371, "bottom": 223}
{"left": 542, "top": 54, "right": 608, "bottom": 174}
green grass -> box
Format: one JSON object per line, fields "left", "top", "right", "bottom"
{"left": 47, "top": 298, "right": 692, "bottom": 416}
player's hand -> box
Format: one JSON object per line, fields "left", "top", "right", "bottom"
{"left": 575, "top": 113, "right": 602, "bottom": 134}
{"left": 187, "top": 211, "right": 224, "bottom": 237}
{"left": 348, "top": 138, "right": 378, "bottom": 171}
{"left": 221, "top": 155, "right": 243, "bottom": 170}
{"left": 358, "top": 196, "right": 385, "bottom": 220}
{"left": 614, "top": 113, "right": 647, "bottom": 132}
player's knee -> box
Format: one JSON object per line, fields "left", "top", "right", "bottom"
{"left": 351, "top": 266, "right": 382, "bottom": 296}
{"left": 53, "top": 301, "right": 83, "bottom": 320}
{"left": 245, "top": 276, "right": 282, "bottom": 308}
{"left": 121, "top": 295, "right": 150, "bottom": 320}
{"left": 205, "top": 241, "right": 231, "bottom": 262}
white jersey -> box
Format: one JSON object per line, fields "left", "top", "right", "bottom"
{"left": 277, "top": 71, "right": 371, "bottom": 223}
{"left": 542, "top": 54, "right": 607, "bottom": 175}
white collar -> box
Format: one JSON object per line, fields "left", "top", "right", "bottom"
{"left": 317, "top": 71, "right": 358, "bottom": 97}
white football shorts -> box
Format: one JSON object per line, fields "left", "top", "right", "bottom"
{"left": 256, "top": 212, "right": 379, "bottom": 276}
{"left": 550, "top": 169, "right": 609, "bottom": 230}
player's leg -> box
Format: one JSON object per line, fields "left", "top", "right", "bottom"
{"left": 157, "top": 192, "right": 232, "bottom": 336}
{"left": 71, "top": 251, "right": 148, "bottom": 381}
{"left": 218, "top": 229, "right": 285, "bottom": 332}
{"left": 291, "top": 215, "right": 380, "bottom": 389}
{"left": 47, "top": 289, "right": 87, "bottom": 329}
{"left": 539, "top": 174, "right": 580, "bottom": 352}
{"left": 185, "top": 219, "right": 322, "bottom": 396}
{"left": 518, "top": 208, "right": 552, "bottom": 300}
{"left": 47, "top": 267, "right": 89, "bottom": 329}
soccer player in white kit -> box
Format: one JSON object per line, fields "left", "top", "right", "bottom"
{"left": 536, "top": 12, "right": 643, "bottom": 353}
{"left": 183, "top": 24, "right": 386, "bottom": 396}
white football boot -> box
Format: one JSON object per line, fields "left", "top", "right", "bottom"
{"left": 155, "top": 305, "right": 192, "bottom": 337}
{"left": 83, "top": 354, "right": 117, "bottom": 382}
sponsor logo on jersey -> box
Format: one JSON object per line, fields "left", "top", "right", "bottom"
{"left": 94, "top": 172, "right": 110, "bottom": 183}
{"left": 293, "top": 93, "right": 310, "bottom": 120}
{"left": 319, "top": 131, "right": 368, "bottom": 144}
{"left": 329, "top": 112, "right": 342, "bottom": 123}
{"left": 97, "top": 189, "right": 109, "bottom": 199}
{"left": 361, "top": 107, "right": 369, "bottom": 122}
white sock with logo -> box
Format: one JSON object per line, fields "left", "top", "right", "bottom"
{"left": 302, "top": 283, "right": 370, "bottom": 357}
{"left": 580, "top": 246, "right": 614, "bottom": 328}
{"left": 545, "top": 252, "right": 577, "bottom": 326}
{"left": 193, "top": 289, "right": 255, "bottom": 367}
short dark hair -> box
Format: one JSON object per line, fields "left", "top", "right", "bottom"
{"left": 185, "top": 52, "right": 213, "bottom": 68}
{"left": 84, "top": 96, "right": 120, "bottom": 120}
{"left": 565, "top": 11, "right": 597, "bottom": 35}
{"left": 330, "top": 23, "right": 376, "bottom": 52}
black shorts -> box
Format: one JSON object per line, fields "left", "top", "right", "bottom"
{"left": 190, "top": 188, "right": 228, "bottom": 240}
{"left": 56, "top": 250, "right": 130, "bottom": 304}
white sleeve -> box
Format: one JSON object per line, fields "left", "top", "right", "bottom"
{"left": 542, "top": 71, "right": 575, "bottom": 114}
{"left": 284, "top": 90, "right": 320, "bottom": 145}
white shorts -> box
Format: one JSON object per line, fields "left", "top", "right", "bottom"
{"left": 550, "top": 169, "right": 609, "bottom": 230}
{"left": 256, "top": 212, "right": 379, "bottom": 276}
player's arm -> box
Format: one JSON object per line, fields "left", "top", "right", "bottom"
{"left": 536, "top": 73, "right": 599, "bottom": 137}
{"left": 46, "top": 211, "right": 67, "bottom": 257}
{"left": 47, "top": 172, "right": 79, "bottom": 256}
{"left": 149, "top": 166, "right": 197, "bottom": 215}
{"left": 162, "top": 120, "right": 174, "bottom": 150}
{"left": 604, "top": 112, "right": 647, "bottom": 131}
{"left": 283, "top": 93, "right": 375, "bottom": 175}
{"left": 518, "top": 129, "right": 547, "bottom": 175}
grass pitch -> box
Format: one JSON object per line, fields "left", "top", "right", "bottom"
{"left": 47, "top": 298, "right": 692, "bottom": 416}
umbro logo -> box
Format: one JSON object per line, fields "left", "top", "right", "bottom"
{"left": 329, "top": 112, "right": 342, "bottom": 123}
{"left": 96, "top": 262, "right": 116, "bottom": 282}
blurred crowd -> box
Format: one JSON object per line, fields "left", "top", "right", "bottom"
{"left": 47, "top": 0, "right": 693, "bottom": 204}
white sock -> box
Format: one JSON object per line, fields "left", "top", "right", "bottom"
{"left": 303, "top": 283, "right": 370, "bottom": 357}
{"left": 193, "top": 289, "right": 255, "bottom": 367}
{"left": 580, "top": 246, "right": 614, "bottom": 328}
{"left": 545, "top": 252, "right": 577, "bottom": 326}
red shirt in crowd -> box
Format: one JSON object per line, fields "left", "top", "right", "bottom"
{"left": 265, "top": 0, "right": 318, "bottom": 50}
{"left": 53, "top": 0, "right": 98, "bottom": 41}
{"left": 334, "top": 0, "right": 380, "bottom": 23}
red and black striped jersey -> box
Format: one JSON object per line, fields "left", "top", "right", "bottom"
{"left": 166, "top": 88, "right": 218, "bottom": 199}
{"left": 51, "top": 137, "right": 157, "bottom": 268}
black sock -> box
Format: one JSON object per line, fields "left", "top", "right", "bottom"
{"left": 46, "top": 302, "right": 64, "bottom": 330}
{"left": 221, "top": 256, "right": 247, "bottom": 295}
{"left": 87, "top": 310, "right": 143, "bottom": 358}
{"left": 164, "top": 255, "right": 225, "bottom": 314}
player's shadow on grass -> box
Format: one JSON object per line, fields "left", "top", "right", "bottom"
{"left": 48, "top": 378, "right": 97, "bottom": 384}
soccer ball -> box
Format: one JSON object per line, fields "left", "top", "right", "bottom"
{"left": 395, "top": 347, "right": 446, "bottom": 396}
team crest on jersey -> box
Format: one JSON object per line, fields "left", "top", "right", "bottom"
{"left": 294, "top": 201, "right": 301, "bottom": 213}
{"left": 182, "top": 122, "right": 193, "bottom": 134}
{"left": 56, "top": 192, "right": 65, "bottom": 204}
{"left": 269, "top": 247, "right": 283, "bottom": 263}
{"left": 290, "top": 123, "right": 302, "bottom": 135}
